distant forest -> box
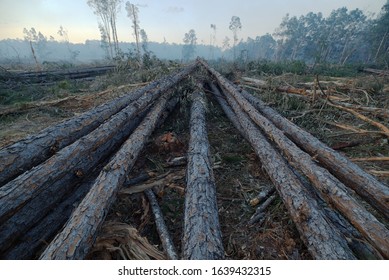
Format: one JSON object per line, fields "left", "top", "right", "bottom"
{"left": 1, "top": 1, "right": 388, "bottom": 67}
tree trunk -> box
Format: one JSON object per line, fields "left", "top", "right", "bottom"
{"left": 210, "top": 72, "right": 389, "bottom": 258}
{"left": 200, "top": 59, "right": 389, "bottom": 258}
{"left": 39, "top": 92, "right": 175, "bottom": 260}
{"left": 2, "top": 95, "right": 179, "bottom": 259}
{"left": 210, "top": 83, "right": 382, "bottom": 260}
{"left": 0, "top": 63, "right": 197, "bottom": 187}
{"left": 2, "top": 174, "right": 97, "bottom": 260}
{"left": 0, "top": 92, "right": 181, "bottom": 256}
{"left": 207, "top": 82, "right": 355, "bottom": 260}
{"left": 290, "top": 165, "right": 384, "bottom": 260}
{"left": 0, "top": 108, "right": 149, "bottom": 255}
{"left": 0, "top": 90, "right": 158, "bottom": 222}
{"left": 240, "top": 91, "right": 389, "bottom": 220}
{"left": 182, "top": 91, "right": 224, "bottom": 260}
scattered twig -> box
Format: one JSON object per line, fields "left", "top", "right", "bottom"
{"left": 164, "top": 156, "right": 187, "bottom": 167}
{"left": 249, "top": 186, "right": 276, "bottom": 206}
{"left": 120, "top": 171, "right": 185, "bottom": 195}
{"left": 368, "top": 170, "right": 389, "bottom": 177}
{"left": 352, "top": 157, "right": 389, "bottom": 162}
{"left": 331, "top": 140, "right": 370, "bottom": 150}
{"left": 328, "top": 103, "right": 389, "bottom": 137}
{"left": 324, "top": 122, "right": 365, "bottom": 133}
{"left": 144, "top": 189, "right": 179, "bottom": 260}
{"left": 249, "top": 194, "right": 277, "bottom": 225}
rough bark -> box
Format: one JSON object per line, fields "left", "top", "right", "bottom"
{"left": 2, "top": 175, "right": 97, "bottom": 260}
{"left": 0, "top": 94, "right": 179, "bottom": 258}
{"left": 0, "top": 108, "right": 149, "bottom": 255}
{"left": 144, "top": 189, "right": 178, "bottom": 260}
{"left": 0, "top": 93, "right": 156, "bottom": 222}
{"left": 182, "top": 91, "right": 224, "bottom": 260}
{"left": 213, "top": 74, "right": 389, "bottom": 258}
{"left": 0, "top": 63, "right": 197, "bottom": 186}
{"left": 0, "top": 64, "right": 196, "bottom": 221}
{"left": 208, "top": 82, "right": 356, "bottom": 259}
{"left": 290, "top": 165, "right": 384, "bottom": 260}
{"left": 39, "top": 92, "right": 175, "bottom": 260}
{"left": 240, "top": 91, "right": 389, "bottom": 220}
{"left": 211, "top": 83, "right": 381, "bottom": 259}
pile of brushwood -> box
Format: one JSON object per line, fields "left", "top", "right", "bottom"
{"left": 0, "top": 58, "right": 388, "bottom": 260}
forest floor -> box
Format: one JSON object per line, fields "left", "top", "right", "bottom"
{"left": 0, "top": 64, "right": 388, "bottom": 259}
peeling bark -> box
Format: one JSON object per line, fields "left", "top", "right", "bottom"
{"left": 182, "top": 91, "right": 224, "bottom": 260}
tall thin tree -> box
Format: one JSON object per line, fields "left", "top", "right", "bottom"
{"left": 210, "top": 24, "right": 217, "bottom": 60}
{"left": 126, "top": 1, "right": 141, "bottom": 64}
{"left": 87, "top": 0, "right": 121, "bottom": 58}
{"left": 229, "top": 16, "right": 242, "bottom": 61}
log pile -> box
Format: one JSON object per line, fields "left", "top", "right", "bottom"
{"left": 0, "top": 63, "right": 197, "bottom": 259}
{"left": 0, "top": 59, "right": 388, "bottom": 260}
{"left": 198, "top": 58, "right": 389, "bottom": 259}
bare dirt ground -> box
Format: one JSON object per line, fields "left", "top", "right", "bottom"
{"left": 1, "top": 66, "right": 388, "bottom": 259}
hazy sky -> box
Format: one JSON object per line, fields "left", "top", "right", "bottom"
{"left": 0, "top": 0, "right": 387, "bottom": 45}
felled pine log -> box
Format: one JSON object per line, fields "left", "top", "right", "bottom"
{"left": 210, "top": 70, "right": 389, "bottom": 258}
{"left": 0, "top": 108, "right": 149, "bottom": 256}
{"left": 2, "top": 175, "right": 97, "bottom": 259}
{"left": 0, "top": 85, "right": 160, "bottom": 223}
{"left": 39, "top": 90, "right": 176, "bottom": 260}
{"left": 0, "top": 62, "right": 197, "bottom": 186}
{"left": 207, "top": 82, "right": 355, "bottom": 260}
{"left": 240, "top": 91, "right": 389, "bottom": 220}
{"left": 0, "top": 62, "right": 198, "bottom": 223}
{"left": 182, "top": 90, "right": 224, "bottom": 260}
{"left": 210, "top": 83, "right": 382, "bottom": 260}
{"left": 1, "top": 95, "right": 179, "bottom": 259}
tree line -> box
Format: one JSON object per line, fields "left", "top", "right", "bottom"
{"left": 233, "top": 2, "right": 389, "bottom": 67}
{"left": 1, "top": 0, "right": 389, "bottom": 67}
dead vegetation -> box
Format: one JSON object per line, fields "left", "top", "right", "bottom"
{"left": 0, "top": 60, "right": 388, "bottom": 260}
